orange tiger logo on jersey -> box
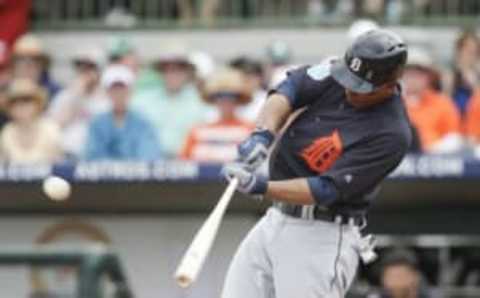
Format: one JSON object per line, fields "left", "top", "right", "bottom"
{"left": 300, "top": 130, "right": 343, "bottom": 174}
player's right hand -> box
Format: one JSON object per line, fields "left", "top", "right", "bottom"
{"left": 238, "top": 129, "right": 275, "bottom": 170}
{"left": 221, "top": 163, "right": 267, "bottom": 200}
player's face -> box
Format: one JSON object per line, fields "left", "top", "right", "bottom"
{"left": 345, "top": 83, "right": 396, "bottom": 109}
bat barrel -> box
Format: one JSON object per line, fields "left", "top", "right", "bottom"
{"left": 173, "top": 178, "right": 238, "bottom": 288}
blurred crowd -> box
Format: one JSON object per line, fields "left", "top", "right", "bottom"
{"left": 0, "top": 32, "right": 291, "bottom": 164}
{"left": 0, "top": 25, "right": 480, "bottom": 164}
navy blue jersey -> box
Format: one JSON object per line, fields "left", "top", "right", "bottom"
{"left": 269, "top": 59, "right": 412, "bottom": 213}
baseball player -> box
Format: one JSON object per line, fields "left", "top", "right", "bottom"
{"left": 222, "top": 29, "right": 411, "bottom": 298}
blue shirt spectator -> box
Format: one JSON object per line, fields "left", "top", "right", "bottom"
{"left": 448, "top": 30, "right": 480, "bottom": 115}
{"left": 85, "top": 64, "right": 161, "bottom": 161}
{"left": 85, "top": 110, "right": 160, "bottom": 161}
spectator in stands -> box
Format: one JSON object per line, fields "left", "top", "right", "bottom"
{"left": 48, "top": 47, "right": 109, "bottom": 159}
{"left": 403, "top": 47, "right": 462, "bottom": 154}
{"left": 132, "top": 44, "right": 211, "bottom": 157}
{"left": 189, "top": 51, "right": 216, "bottom": 86}
{"left": 445, "top": 30, "right": 480, "bottom": 116}
{"left": 465, "top": 90, "right": 480, "bottom": 148}
{"left": 108, "top": 36, "right": 167, "bottom": 95}
{"left": 0, "top": 45, "right": 11, "bottom": 129}
{"left": 181, "top": 68, "right": 254, "bottom": 161}
{"left": 371, "top": 249, "right": 434, "bottom": 298}
{"left": 0, "top": 79, "right": 62, "bottom": 163}
{"left": 264, "top": 40, "right": 295, "bottom": 88}
{"left": 85, "top": 65, "right": 160, "bottom": 161}
{"left": 230, "top": 56, "right": 267, "bottom": 122}
{"left": 108, "top": 36, "right": 140, "bottom": 74}
{"left": 11, "top": 34, "right": 61, "bottom": 100}
{"left": 347, "top": 19, "right": 379, "bottom": 42}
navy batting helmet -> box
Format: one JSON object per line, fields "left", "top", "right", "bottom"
{"left": 331, "top": 29, "right": 408, "bottom": 94}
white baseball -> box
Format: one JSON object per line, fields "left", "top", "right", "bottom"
{"left": 42, "top": 176, "right": 71, "bottom": 201}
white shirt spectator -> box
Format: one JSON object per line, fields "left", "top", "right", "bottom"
{"left": 48, "top": 87, "right": 110, "bottom": 157}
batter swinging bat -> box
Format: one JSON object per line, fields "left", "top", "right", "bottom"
{"left": 174, "top": 178, "right": 239, "bottom": 288}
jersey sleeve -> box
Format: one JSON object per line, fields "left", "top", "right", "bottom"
{"left": 269, "top": 66, "right": 308, "bottom": 109}
{"left": 321, "top": 133, "right": 410, "bottom": 202}
{"left": 270, "top": 59, "right": 335, "bottom": 110}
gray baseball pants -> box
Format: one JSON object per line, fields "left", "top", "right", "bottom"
{"left": 221, "top": 207, "right": 361, "bottom": 298}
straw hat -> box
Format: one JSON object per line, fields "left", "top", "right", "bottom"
{"left": 6, "top": 79, "right": 47, "bottom": 109}
{"left": 13, "top": 34, "right": 47, "bottom": 58}
{"left": 201, "top": 68, "right": 252, "bottom": 105}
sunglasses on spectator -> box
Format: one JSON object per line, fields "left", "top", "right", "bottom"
{"left": 14, "top": 55, "right": 44, "bottom": 64}
{"left": 74, "top": 60, "right": 98, "bottom": 71}
{"left": 157, "top": 61, "right": 191, "bottom": 71}
{"left": 8, "top": 96, "right": 35, "bottom": 105}
{"left": 209, "top": 92, "right": 243, "bottom": 102}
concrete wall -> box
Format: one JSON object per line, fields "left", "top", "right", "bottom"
{"left": 0, "top": 214, "right": 257, "bottom": 298}
{"left": 36, "top": 26, "right": 466, "bottom": 84}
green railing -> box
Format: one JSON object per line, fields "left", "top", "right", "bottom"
{"left": 0, "top": 245, "right": 133, "bottom": 298}
{"left": 31, "top": 0, "right": 480, "bottom": 30}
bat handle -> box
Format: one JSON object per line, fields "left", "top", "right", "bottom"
{"left": 228, "top": 177, "right": 239, "bottom": 191}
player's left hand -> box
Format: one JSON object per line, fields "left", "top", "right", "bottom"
{"left": 221, "top": 163, "right": 267, "bottom": 199}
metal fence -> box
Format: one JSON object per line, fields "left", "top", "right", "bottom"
{"left": 31, "top": 0, "right": 480, "bottom": 30}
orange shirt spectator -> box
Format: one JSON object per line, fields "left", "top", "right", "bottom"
{"left": 181, "top": 68, "right": 255, "bottom": 162}
{"left": 403, "top": 48, "right": 462, "bottom": 153}
{"left": 181, "top": 119, "right": 254, "bottom": 162}
{"left": 405, "top": 89, "right": 461, "bottom": 151}
{"left": 466, "top": 90, "right": 480, "bottom": 143}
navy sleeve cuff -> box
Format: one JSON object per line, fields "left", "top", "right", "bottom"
{"left": 307, "top": 176, "right": 339, "bottom": 206}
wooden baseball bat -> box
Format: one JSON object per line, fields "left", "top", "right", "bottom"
{"left": 174, "top": 178, "right": 239, "bottom": 288}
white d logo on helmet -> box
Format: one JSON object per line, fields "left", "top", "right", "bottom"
{"left": 350, "top": 57, "right": 362, "bottom": 72}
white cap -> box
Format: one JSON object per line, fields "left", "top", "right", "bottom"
{"left": 101, "top": 64, "right": 135, "bottom": 89}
